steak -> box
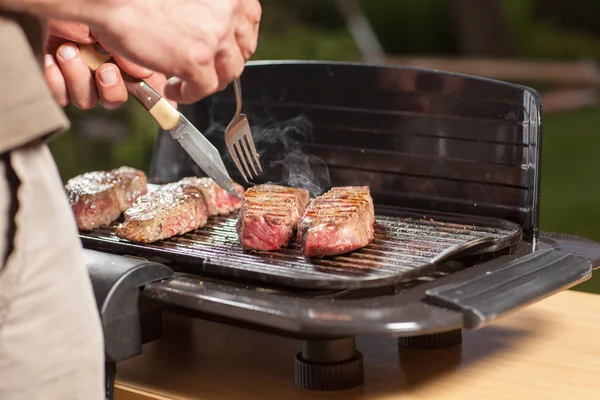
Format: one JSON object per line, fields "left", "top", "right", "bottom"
{"left": 236, "top": 184, "right": 310, "bottom": 251}
{"left": 297, "top": 186, "right": 375, "bottom": 258}
{"left": 214, "top": 181, "right": 245, "bottom": 215}
{"left": 115, "top": 178, "right": 208, "bottom": 243}
{"left": 178, "top": 177, "right": 245, "bottom": 216}
{"left": 65, "top": 166, "right": 147, "bottom": 231}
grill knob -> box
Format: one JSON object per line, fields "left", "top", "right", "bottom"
{"left": 294, "top": 350, "right": 364, "bottom": 391}
{"left": 398, "top": 329, "right": 462, "bottom": 349}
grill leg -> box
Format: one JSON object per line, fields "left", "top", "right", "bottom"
{"left": 398, "top": 329, "right": 463, "bottom": 349}
{"left": 105, "top": 361, "right": 116, "bottom": 400}
{"left": 294, "top": 337, "right": 364, "bottom": 391}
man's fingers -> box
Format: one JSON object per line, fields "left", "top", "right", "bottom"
{"left": 164, "top": 49, "right": 219, "bottom": 104}
{"left": 111, "top": 53, "right": 154, "bottom": 80}
{"left": 44, "top": 54, "right": 69, "bottom": 107}
{"left": 145, "top": 73, "right": 177, "bottom": 108}
{"left": 95, "top": 64, "right": 128, "bottom": 110}
{"left": 47, "top": 20, "right": 96, "bottom": 45}
{"left": 215, "top": 33, "right": 245, "bottom": 90}
{"left": 236, "top": 0, "right": 261, "bottom": 60}
{"left": 234, "top": 16, "right": 259, "bottom": 61}
{"left": 164, "top": 65, "right": 219, "bottom": 104}
{"left": 55, "top": 42, "right": 99, "bottom": 110}
{"left": 245, "top": 0, "right": 263, "bottom": 25}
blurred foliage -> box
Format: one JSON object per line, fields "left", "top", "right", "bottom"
{"left": 503, "top": 0, "right": 600, "bottom": 60}
{"left": 539, "top": 106, "right": 600, "bottom": 294}
{"left": 358, "top": 0, "right": 459, "bottom": 55}
{"left": 49, "top": 0, "right": 600, "bottom": 293}
{"left": 532, "top": 0, "right": 600, "bottom": 35}
{"left": 253, "top": 26, "right": 359, "bottom": 61}
{"left": 540, "top": 107, "right": 600, "bottom": 241}
{"left": 246, "top": 0, "right": 360, "bottom": 61}
{"left": 50, "top": 102, "right": 159, "bottom": 178}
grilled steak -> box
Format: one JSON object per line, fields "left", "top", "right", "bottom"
{"left": 236, "top": 184, "right": 310, "bottom": 251}
{"left": 65, "top": 166, "right": 147, "bottom": 231}
{"left": 297, "top": 186, "right": 375, "bottom": 257}
{"left": 115, "top": 178, "right": 208, "bottom": 243}
{"left": 215, "top": 181, "right": 245, "bottom": 215}
{"left": 178, "top": 177, "right": 245, "bottom": 216}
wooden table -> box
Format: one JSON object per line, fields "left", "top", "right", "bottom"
{"left": 115, "top": 290, "right": 600, "bottom": 400}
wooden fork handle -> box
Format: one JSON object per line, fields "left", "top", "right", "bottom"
{"left": 78, "top": 43, "right": 180, "bottom": 130}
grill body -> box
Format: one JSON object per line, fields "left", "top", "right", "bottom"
{"left": 83, "top": 62, "right": 600, "bottom": 396}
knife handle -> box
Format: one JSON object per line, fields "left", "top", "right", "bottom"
{"left": 78, "top": 43, "right": 180, "bottom": 131}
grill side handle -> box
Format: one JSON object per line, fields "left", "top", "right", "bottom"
{"left": 423, "top": 249, "right": 592, "bottom": 329}
{"left": 84, "top": 249, "right": 173, "bottom": 362}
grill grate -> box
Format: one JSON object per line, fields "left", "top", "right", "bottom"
{"left": 80, "top": 208, "right": 522, "bottom": 290}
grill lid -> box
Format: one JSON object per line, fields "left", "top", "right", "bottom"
{"left": 80, "top": 207, "right": 522, "bottom": 290}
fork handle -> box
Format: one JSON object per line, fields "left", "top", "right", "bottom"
{"left": 232, "top": 78, "right": 243, "bottom": 116}
{"left": 78, "top": 43, "right": 180, "bottom": 131}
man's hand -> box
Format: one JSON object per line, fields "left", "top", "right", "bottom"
{"left": 85, "top": 0, "right": 262, "bottom": 104}
{"left": 9, "top": 0, "right": 262, "bottom": 107}
{"left": 44, "top": 20, "right": 171, "bottom": 110}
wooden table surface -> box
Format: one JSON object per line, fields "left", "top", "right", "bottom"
{"left": 115, "top": 290, "right": 600, "bottom": 400}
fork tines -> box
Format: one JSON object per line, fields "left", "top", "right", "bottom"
{"left": 225, "top": 78, "right": 262, "bottom": 183}
{"left": 226, "top": 126, "right": 262, "bottom": 183}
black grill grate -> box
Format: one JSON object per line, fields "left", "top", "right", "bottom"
{"left": 80, "top": 208, "right": 522, "bottom": 290}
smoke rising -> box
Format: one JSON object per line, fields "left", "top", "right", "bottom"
{"left": 204, "top": 106, "right": 331, "bottom": 197}
{"left": 271, "top": 149, "right": 331, "bottom": 198}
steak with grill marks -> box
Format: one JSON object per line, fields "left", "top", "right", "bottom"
{"left": 178, "top": 177, "right": 245, "bottom": 216}
{"left": 297, "top": 186, "right": 375, "bottom": 258}
{"left": 115, "top": 178, "right": 209, "bottom": 243}
{"left": 236, "top": 184, "right": 310, "bottom": 251}
{"left": 65, "top": 166, "right": 147, "bottom": 231}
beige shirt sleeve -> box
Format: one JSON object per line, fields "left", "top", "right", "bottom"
{"left": 0, "top": 12, "right": 69, "bottom": 154}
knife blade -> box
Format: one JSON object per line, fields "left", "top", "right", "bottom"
{"left": 78, "top": 43, "right": 240, "bottom": 198}
{"left": 169, "top": 113, "right": 239, "bottom": 196}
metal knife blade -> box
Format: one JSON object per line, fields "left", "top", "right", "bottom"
{"left": 169, "top": 113, "right": 240, "bottom": 198}
{"left": 76, "top": 43, "right": 240, "bottom": 199}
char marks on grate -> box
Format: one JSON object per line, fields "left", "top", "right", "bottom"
{"left": 80, "top": 210, "right": 522, "bottom": 290}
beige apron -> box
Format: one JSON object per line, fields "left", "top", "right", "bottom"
{"left": 0, "top": 11, "right": 103, "bottom": 400}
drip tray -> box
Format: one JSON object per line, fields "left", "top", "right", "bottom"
{"left": 79, "top": 207, "right": 522, "bottom": 290}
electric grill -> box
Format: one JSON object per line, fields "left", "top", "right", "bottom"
{"left": 80, "top": 61, "right": 600, "bottom": 398}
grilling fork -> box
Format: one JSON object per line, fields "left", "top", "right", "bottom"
{"left": 225, "top": 79, "right": 262, "bottom": 183}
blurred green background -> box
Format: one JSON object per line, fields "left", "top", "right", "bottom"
{"left": 49, "top": 0, "right": 600, "bottom": 293}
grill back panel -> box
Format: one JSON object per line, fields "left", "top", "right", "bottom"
{"left": 149, "top": 62, "right": 542, "bottom": 241}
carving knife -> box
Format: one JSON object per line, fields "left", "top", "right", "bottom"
{"left": 78, "top": 43, "right": 240, "bottom": 198}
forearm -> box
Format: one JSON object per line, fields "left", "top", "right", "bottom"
{"left": 0, "top": 0, "right": 111, "bottom": 26}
